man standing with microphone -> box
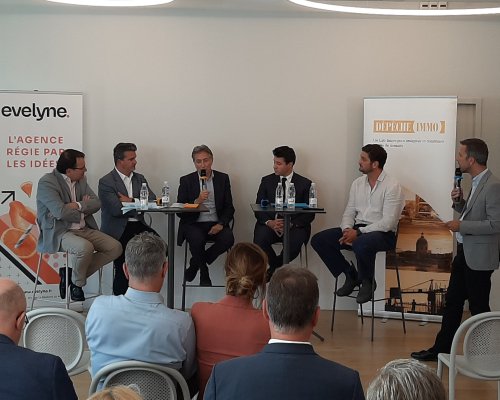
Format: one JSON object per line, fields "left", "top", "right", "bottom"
{"left": 412, "top": 138, "right": 500, "bottom": 361}
{"left": 177, "top": 145, "right": 235, "bottom": 286}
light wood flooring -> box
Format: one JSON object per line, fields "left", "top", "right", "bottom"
{"left": 72, "top": 310, "right": 497, "bottom": 399}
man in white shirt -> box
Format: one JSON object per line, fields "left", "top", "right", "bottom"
{"left": 311, "top": 144, "right": 403, "bottom": 304}
{"left": 37, "top": 149, "right": 122, "bottom": 301}
{"left": 99, "top": 143, "right": 159, "bottom": 295}
{"left": 204, "top": 266, "right": 365, "bottom": 400}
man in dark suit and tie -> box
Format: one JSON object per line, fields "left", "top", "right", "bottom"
{"left": 412, "top": 138, "right": 500, "bottom": 361}
{"left": 0, "top": 278, "right": 78, "bottom": 400}
{"left": 99, "top": 143, "right": 160, "bottom": 295}
{"left": 204, "top": 266, "right": 365, "bottom": 400}
{"left": 177, "top": 145, "right": 235, "bottom": 286}
{"left": 253, "top": 146, "right": 314, "bottom": 280}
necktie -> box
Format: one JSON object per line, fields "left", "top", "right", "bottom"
{"left": 281, "top": 177, "right": 287, "bottom": 203}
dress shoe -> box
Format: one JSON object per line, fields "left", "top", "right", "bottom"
{"left": 58, "top": 267, "right": 72, "bottom": 299}
{"left": 411, "top": 349, "right": 438, "bottom": 361}
{"left": 336, "top": 272, "right": 361, "bottom": 297}
{"left": 199, "top": 266, "right": 212, "bottom": 287}
{"left": 184, "top": 265, "right": 199, "bottom": 283}
{"left": 266, "top": 268, "right": 276, "bottom": 283}
{"left": 356, "top": 279, "right": 377, "bottom": 304}
{"left": 70, "top": 284, "right": 85, "bottom": 301}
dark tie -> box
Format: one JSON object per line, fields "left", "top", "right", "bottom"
{"left": 281, "top": 177, "right": 287, "bottom": 203}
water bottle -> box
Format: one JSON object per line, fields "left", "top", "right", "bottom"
{"left": 287, "top": 182, "right": 296, "bottom": 209}
{"left": 275, "top": 182, "right": 284, "bottom": 210}
{"left": 309, "top": 182, "right": 317, "bottom": 208}
{"left": 140, "top": 182, "right": 148, "bottom": 210}
{"left": 161, "top": 181, "right": 170, "bottom": 207}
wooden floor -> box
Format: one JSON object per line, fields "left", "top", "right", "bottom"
{"left": 72, "top": 310, "right": 498, "bottom": 399}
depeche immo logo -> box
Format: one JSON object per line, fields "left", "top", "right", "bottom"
{"left": 1, "top": 103, "right": 68, "bottom": 121}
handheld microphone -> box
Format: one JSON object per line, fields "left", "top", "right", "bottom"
{"left": 453, "top": 167, "right": 463, "bottom": 203}
{"left": 200, "top": 169, "right": 207, "bottom": 191}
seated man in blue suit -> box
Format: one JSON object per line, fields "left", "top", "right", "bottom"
{"left": 0, "top": 278, "right": 77, "bottom": 400}
{"left": 204, "top": 266, "right": 365, "bottom": 400}
{"left": 99, "top": 143, "right": 160, "bottom": 295}
{"left": 177, "top": 145, "right": 235, "bottom": 286}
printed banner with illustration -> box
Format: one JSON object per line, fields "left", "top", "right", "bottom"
{"left": 364, "top": 96, "right": 457, "bottom": 319}
{"left": 0, "top": 91, "right": 82, "bottom": 303}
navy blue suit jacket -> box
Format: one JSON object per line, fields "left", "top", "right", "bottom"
{"left": 176, "top": 170, "right": 235, "bottom": 245}
{"left": 204, "top": 343, "right": 365, "bottom": 400}
{"left": 0, "top": 334, "right": 77, "bottom": 400}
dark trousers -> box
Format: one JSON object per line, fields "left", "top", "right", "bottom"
{"left": 113, "top": 221, "right": 158, "bottom": 295}
{"left": 253, "top": 224, "right": 309, "bottom": 271}
{"left": 431, "top": 244, "right": 493, "bottom": 353}
{"left": 184, "top": 222, "right": 234, "bottom": 268}
{"left": 311, "top": 227, "right": 396, "bottom": 280}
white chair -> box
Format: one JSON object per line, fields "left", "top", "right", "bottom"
{"left": 23, "top": 307, "right": 90, "bottom": 376}
{"left": 437, "top": 311, "right": 500, "bottom": 400}
{"left": 89, "top": 360, "right": 190, "bottom": 400}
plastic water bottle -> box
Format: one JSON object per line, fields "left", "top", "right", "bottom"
{"left": 309, "top": 182, "right": 317, "bottom": 208}
{"left": 140, "top": 182, "right": 148, "bottom": 210}
{"left": 287, "top": 182, "right": 296, "bottom": 209}
{"left": 161, "top": 181, "right": 170, "bottom": 207}
{"left": 275, "top": 182, "right": 284, "bottom": 210}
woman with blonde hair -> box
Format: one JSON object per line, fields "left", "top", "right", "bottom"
{"left": 87, "top": 385, "right": 142, "bottom": 400}
{"left": 191, "top": 242, "right": 271, "bottom": 398}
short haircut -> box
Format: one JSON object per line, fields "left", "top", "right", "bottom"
{"left": 191, "top": 145, "right": 213, "bottom": 160}
{"left": 461, "top": 138, "right": 488, "bottom": 166}
{"left": 266, "top": 265, "right": 318, "bottom": 333}
{"left": 224, "top": 243, "right": 268, "bottom": 302}
{"left": 0, "top": 279, "right": 25, "bottom": 315}
{"left": 113, "top": 143, "right": 137, "bottom": 165}
{"left": 272, "top": 146, "right": 296, "bottom": 165}
{"left": 124, "top": 232, "right": 167, "bottom": 281}
{"left": 366, "top": 359, "right": 446, "bottom": 400}
{"left": 362, "top": 144, "right": 387, "bottom": 169}
{"left": 56, "top": 149, "right": 85, "bottom": 174}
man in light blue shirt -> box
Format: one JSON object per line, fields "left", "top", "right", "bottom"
{"left": 86, "top": 232, "right": 197, "bottom": 390}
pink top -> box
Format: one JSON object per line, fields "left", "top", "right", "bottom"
{"left": 191, "top": 295, "right": 271, "bottom": 398}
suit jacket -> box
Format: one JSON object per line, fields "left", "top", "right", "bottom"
{"left": 98, "top": 169, "right": 156, "bottom": 240}
{"left": 254, "top": 172, "right": 315, "bottom": 229}
{"left": 453, "top": 169, "right": 500, "bottom": 270}
{"left": 36, "top": 169, "right": 101, "bottom": 253}
{"left": 204, "top": 343, "right": 365, "bottom": 400}
{"left": 176, "top": 170, "right": 235, "bottom": 245}
{"left": 0, "top": 334, "right": 77, "bottom": 400}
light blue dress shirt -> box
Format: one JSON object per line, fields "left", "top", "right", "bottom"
{"left": 85, "top": 288, "right": 197, "bottom": 380}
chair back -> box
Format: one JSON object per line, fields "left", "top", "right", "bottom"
{"left": 89, "top": 360, "right": 190, "bottom": 400}
{"left": 23, "top": 307, "right": 86, "bottom": 373}
{"left": 462, "top": 311, "right": 500, "bottom": 378}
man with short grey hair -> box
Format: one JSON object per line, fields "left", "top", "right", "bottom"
{"left": 204, "top": 266, "right": 365, "bottom": 400}
{"left": 86, "top": 232, "right": 197, "bottom": 389}
{"left": 177, "top": 144, "right": 235, "bottom": 286}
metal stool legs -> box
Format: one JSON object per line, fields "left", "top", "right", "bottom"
{"left": 31, "top": 251, "right": 70, "bottom": 310}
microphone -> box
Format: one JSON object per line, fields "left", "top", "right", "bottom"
{"left": 200, "top": 169, "right": 207, "bottom": 191}
{"left": 453, "top": 167, "right": 463, "bottom": 203}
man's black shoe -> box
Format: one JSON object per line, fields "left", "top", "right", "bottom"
{"left": 266, "top": 268, "right": 276, "bottom": 283}
{"left": 70, "top": 284, "right": 85, "bottom": 301}
{"left": 411, "top": 349, "right": 438, "bottom": 361}
{"left": 356, "top": 279, "right": 377, "bottom": 304}
{"left": 59, "top": 268, "right": 67, "bottom": 299}
{"left": 199, "top": 276, "right": 212, "bottom": 287}
{"left": 184, "top": 265, "right": 199, "bottom": 283}
{"left": 336, "top": 272, "right": 361, "bottom": 297}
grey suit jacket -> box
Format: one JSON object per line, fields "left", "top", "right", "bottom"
{"left": 36, "top": 169, "right": 100, "bottom": 254}
{"left": 453, "top": 169, "right": 500, "bottom": 270}
{"left": 98, "top": 169, "right": 156, "bottom": 240}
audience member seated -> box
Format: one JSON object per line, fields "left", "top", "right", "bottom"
{"left": 85, "top": 232, "right": 197, "bottom": 394}
{"left": 0, "top": 278, "right": 77, "bottom": 400}
{"left": 204, "top": 266, "right": 365, "bottom": 400}
{"left": 191, "top": 242, "right": 271, "bottom": 397}
{"left": 366, "top": 359, "right": 445, "bottom": 400}
{"left": 87, "top": 385, "right": 143, "bottom": 400}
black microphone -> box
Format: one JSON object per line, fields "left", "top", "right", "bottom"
{"left": 200, "top": 169, "right": 207, "bottom": 191}
{"left": 453, "top": 167, "right": 463, "bottom": 203}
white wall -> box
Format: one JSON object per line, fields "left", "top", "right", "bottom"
{"left": 2, "top": 7, "right": 500, "bottom": 310}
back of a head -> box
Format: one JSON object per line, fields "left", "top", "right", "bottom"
{"left": 224, "top": 242, "right": 267, "bottom": 302}
{"left": 266, "top": 266, "right": 318, "bottom": 333}
{"left": 87, "top": 385, "right": 143, "bottom": 400}
{"left": 461, "top": 138, "right": 488, "bottom": 166}
{"left": 366, "top": 359, "right": 446, "bottom": 400}
{"left": 0, "top": 278, "right": 27, "bottom": 342}
{"left": 125, "top": 232, "right": 167, "bottom": 281}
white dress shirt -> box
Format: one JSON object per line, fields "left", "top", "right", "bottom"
{"left": 115, "top": 168, "right": 138, "bottom": 221}
{"left": 62, "top": 174, "right": 85, "bottom": 230}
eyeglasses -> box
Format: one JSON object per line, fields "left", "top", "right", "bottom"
{"left": 24, "top": 312, "right": 29, "bottom": 325}
{"left": 72, "top": 166, "right": 87, "bottom": 171}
